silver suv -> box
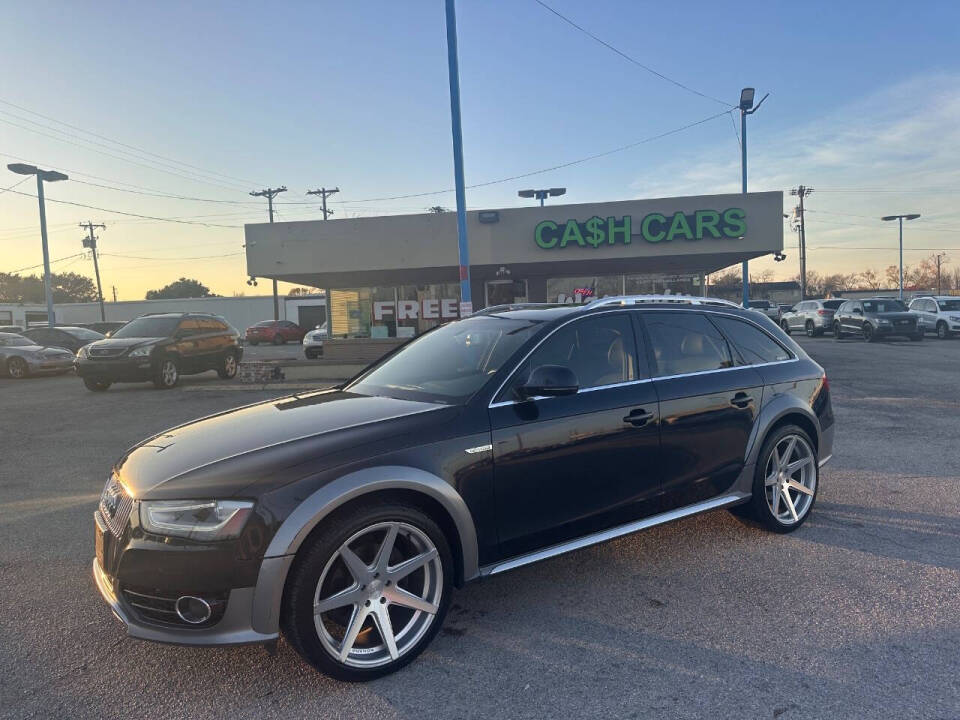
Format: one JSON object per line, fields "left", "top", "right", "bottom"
{"left": 746, "top": 300, "right": 780, "bottom": 322}
{"left": 780, "top": 299, "right": 845, "bottom": 337}
{"left": 908, "top": 296, "right": 960, "bottom": 339}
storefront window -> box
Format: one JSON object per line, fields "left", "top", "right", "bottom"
{"left": 547, "top": 275, "right": 623, "bottom": 304}
{"left": 485, "top": 279, "right": 528, "bottom": 307}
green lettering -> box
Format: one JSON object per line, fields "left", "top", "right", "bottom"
{"left": 722, "top": 208, "right": 747, "bottom": 238}
{"left": 584, "top": 216, "right": 606, "bottom": 247}
{"left": 535, "top": 220, "right": 559, "bottom": 248}
{"left": 666, "top": 212, "right": 694, "bottom": 242}
{"left": 641, "top": 213, "right": 667, "bottom": 243}
{"left": 607, "top": 215, "right": 632, "bottom": 244}
{"left": 695, "top": 210, "right": 721, "bottom": 239}
{"left": 560, "top": 219, "right": 585, "bottom": 248}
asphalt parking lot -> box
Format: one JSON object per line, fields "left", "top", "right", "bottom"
{"left": 1, "top": 336, "right": 958, "bottom": 719}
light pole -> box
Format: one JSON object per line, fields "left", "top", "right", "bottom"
{"left": 881, "top": 213, "right": 921, "bottom": 299}
{"left": 444, "top": 0, "right": 472, "bottom": 315}
{"left": 518, "top": 188, "right": 567, "bottom": 207}
{"left": 7, "top": 163, "right": 69, "bottom": 327}
{"left": 738, "top": 87, "right": 768, "bottom": 307}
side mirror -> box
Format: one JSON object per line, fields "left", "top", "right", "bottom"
{"left": 516, "top": 365, "right": 579, "bottom": 399}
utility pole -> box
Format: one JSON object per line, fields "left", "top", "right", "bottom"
{"left": 306, "top": 187, "right": 339, "bottom": 220}
{"left": 738, "top": 88, "right": 769, "bottom": 307}
{"left": 112, "top": 285, "right": 118, "bottom": 303}
{"left": 791, "top": 186, "right": 813, "bottom": 300}
{"left": 934, "top": 252, "right": 948, "bottom": 295}
{"left": 79, "top": 221, "right": 107, "bottom": 321}
{"left": 250, "top": 186, "right": 287, "bottom": 320}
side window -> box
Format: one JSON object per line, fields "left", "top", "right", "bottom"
{"left": 500, "top": 314, "right": 639, "bottom": 399}
{"left": 926, "top": 300, "right": 937, "bottom": 312}
{"left": 643, "top": 312, "right": 734, "bottom": 377}
{"left": 176, "top": 319, "right": 202, "bottom": 337}
{"left": 711, "top": 316, "right": 792, "bottom": 365}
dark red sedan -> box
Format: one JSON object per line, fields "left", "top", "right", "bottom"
{"left": 244, "top": 320, "right": 306, "bottom": 345}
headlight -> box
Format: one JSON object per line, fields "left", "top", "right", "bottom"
{"left": 951, "top": 316, "right": 960, "bottom": 322}
{"left": 129, "top": 344, "right": 154, "bottom": 357}
{"left": 77, "top": 346, "right": 89, "bottom": 358}
{"left": 877, "top": 319, "right": 891, "bottom": 325}
{"left": 139, "top": 499, "right": 254, "bottom": 540}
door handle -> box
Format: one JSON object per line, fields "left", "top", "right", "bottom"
{"left": 730, "top": 392, "right": 753, "bottom": 409}
{"left": 623, "top": 408, "right": 654, "bottom": 427}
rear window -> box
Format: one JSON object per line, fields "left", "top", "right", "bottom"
{"left": 822, "top": 300, "right": 844, "bottom": 310}
{"left": 255, "top": 320, "right": 275, "bottom": 327}
{"left": 710, "top": 316, "right": 792, "bottom": 365}
{"left": 643, "top": 312, "right": 734, "bottom": 377}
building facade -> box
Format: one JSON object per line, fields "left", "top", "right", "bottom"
{"left": 245, "top": 192, "right": 784, "bottom": 339}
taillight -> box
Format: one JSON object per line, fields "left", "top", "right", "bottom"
{"left": 817, "top": 309, "right": 829, "bottom": 316}
{"left": 822, "top": 373, "right": 829, "bottom": 391}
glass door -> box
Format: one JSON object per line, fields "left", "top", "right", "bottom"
{"left": 485, "top": 279, "right": 528, "bottom": 307}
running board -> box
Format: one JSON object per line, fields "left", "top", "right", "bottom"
{"left": 480, "top": 492, "right": 751, "bottom": 577}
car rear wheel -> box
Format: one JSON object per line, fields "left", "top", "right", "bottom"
{"left": 937, "top": 321, "right": 951, "bottom": 339}
{"left": 273, "top": 335, "right": 285, "bottom": 345}
{"left": 805, "top": 320, "right": 816, "bottom": 337}
{"left": 217, "top": 351, "right": 238, "bottom": 379}
{"left": 283, "top": 501, "right": 452, "bottom": 682}
{"left": 153, "top": 357, "right": 179, "bottom": 389}
{"left": 780, "top": 320, "right": 791, "bottom": 335}
{"left": 748, "top": 425, "right": 818, "bottom": 533}
{"left": 83, "top": 378, "right": 111, "bottom": 392}
{"left": 6, "top": 357, "right": 29, "bottom": 379}
{"left": 863, "top": 323, "right": 876, "bottom": 342}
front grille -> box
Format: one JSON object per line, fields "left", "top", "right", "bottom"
{"left": 120, "top": 586, "right": 226, "bottom": 628}
{"left": 90, "top": 347, "right": 124, "bottom": 358}
{"left": 98, "top": 476, "right": 133, "bottom": 537}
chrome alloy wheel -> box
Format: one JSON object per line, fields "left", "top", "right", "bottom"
{"left": 223, "top": 354, "right": 237, "bottom": 376}
{"left": 764, "top": 434, "right": 817, "bottom": 525}
{"left": 160, "top": 359, "right": 178, "bottom": 386}
{"left": 313, "top": 521, "right": 442, "bottom": 669}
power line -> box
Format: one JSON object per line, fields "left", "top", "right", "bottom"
{"left": 532, "top": 0, "right": 731, "bottom": 106}
{"left": 0, "top": 98, "right": 263, "bottom": 187}
{"left": 4, "top": 188, "right": 241, "bottom": 228}
{"left": 4, "top": 252, "right": 86, "bottom": 275}
{"left": 0, "top": 176, "right": 30, "bottom": 195}
{"left": 101, "top": 251, "right": 244, "bottom": 261}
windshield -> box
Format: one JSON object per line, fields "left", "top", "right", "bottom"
{"left": 347, "top": 315, "right": 544, "bottom": 404}
{"left": 111, "top": 316, "right": 180, "bottom": 338}
{"left": 255, "top": 320, "right": 275, "bottom": 327}
{"left": 0, "top": 336, "right": 34, "bottom": 347}
{"left": 863, "top": 300, "right": 906, "bottom": 313}
{"left": 823, "top": 300, "right": 845, "bottom": 309}
{"left": 64, "top": 327, "right": 105, "bottom": 341}
{"left": 937, "top": 300, "right": 960, "bottom": 311}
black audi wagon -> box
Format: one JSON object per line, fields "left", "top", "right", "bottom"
{"left": 93, "top": 296, "right": 834, "bottom": 680}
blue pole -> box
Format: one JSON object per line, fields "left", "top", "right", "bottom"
{"left": 444, "top": 0, "right": 472, "bottom": 314}
{"left": 740, "top": 109, "right": 749, "bottom": 307}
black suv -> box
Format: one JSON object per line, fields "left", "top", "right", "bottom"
{"left": 92, "top": 296, "right": 833, "bottom": 680}
{"left": 76, "top": 312, "right": 242, "bottom": 391}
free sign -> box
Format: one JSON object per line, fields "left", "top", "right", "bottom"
{"left": 373, "top": 299, "right": 461, "bottom": 321}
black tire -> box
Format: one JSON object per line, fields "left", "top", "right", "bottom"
{"left": 83, "top": 378, "right": 111, "bottom": 392}
{"left": 780, "top": 320, "right": 791, "bottom": 335}
{"left": 805, "top": 320, "right": 816, "bottom": 337}
{"left": 6, "top": 357, "right": 29, "bottom": 379}
{"left": 910, "top": 332, "right": 924, "bottom": 342}
{"left": 833, "top": 321, "right": 845, "bottom": 339}
{"left": 272, "top": 335, "right": 285, "bottom": 345}
{"left": 153, "top": 356, "right": 179, "bottom": 389}
{"left": 282, "top": 501, "right": 453, "bottom": 682}
{"left": 305, "top": 349, "right": 320, "bottom": 360}
{"left": 217, "top": 351, "right": 239, "bottom": 379}
{"left": 937, "top": 321, "right": 951, "bottom": 340}
{"left": 863, "top": 323, "right": 876, "bottom": 343}
{"left": 747, "top": 424, "right": 819, "bottom": 533}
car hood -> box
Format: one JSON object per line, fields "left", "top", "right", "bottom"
{"left": 868, "top": 312, "right": 915, "bottom": 321}
{"left": 2, "top": 343, "right": 54, "bottom": 355}
{"left": 88, "top": 336, "right": 164, "bottom": 351}
{"left": 114, "top": 389, "right": 454, "bottom": 499}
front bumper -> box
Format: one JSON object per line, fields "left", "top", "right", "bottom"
{"left": 874, "top": 323, "right": 919, "bottom": 337}
{"left": 26, "top": 356, "right": 74, "bottom": 373}
{"left": 76, "top": 356, "right": 154, "bottom": 381}
{"left": 93, "top": 559, "right": 275, "bottom": 646}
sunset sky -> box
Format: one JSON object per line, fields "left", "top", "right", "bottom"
{"left": 2, "top": 0, "right": 960, "bottom": 299}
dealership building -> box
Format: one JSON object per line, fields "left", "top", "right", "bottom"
{"left": 244, "top": 191, "right": 784, "bottom": 344}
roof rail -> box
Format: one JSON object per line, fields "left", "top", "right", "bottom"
{"left": 587, "top": 294, "right": 742, "bottom": 309}
{"left": 472, "top": 302, "right": 567, "bottom": 316}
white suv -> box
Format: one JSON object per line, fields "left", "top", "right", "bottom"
{"left": 908, "top": 296, "right": 960, "bottom": 339}
{"left": 302, "top": 323, "right": 328, "bottom": 359}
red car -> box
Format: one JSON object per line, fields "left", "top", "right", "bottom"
{"left": 244, "top": 320, "right": 306, "bottom": 345}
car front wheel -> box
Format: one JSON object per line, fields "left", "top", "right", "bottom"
{"left": 937, "top": 321, "right": 951, "bottom": 339}
{"left": 153, "top": 357, "right": 179, "bottom": 389}
{"left": 283, "top": 501, "right": 452, "bottom": 681}
{"left": 863, "top": 323, "right": 876, "bottom": 342}
{"left": 748, "top": 425, "right": 818, "bottom": 533}
{"left": 83, "top": 378, "right": 111, "bottom": 392}
{"left": 833, "top": 321, "right": 844, "bottom": 339}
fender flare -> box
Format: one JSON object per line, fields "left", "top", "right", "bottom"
{"left": 745, "top": 391, "right": 822, "bottom": 469}
{"left": 251, "top": 465, "right": 479, "bottom": 635}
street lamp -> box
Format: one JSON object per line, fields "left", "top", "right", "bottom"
{"left": 738, "top": 87, "right": 768, "bottom": 307}
{"left": 518, "top": 188, "right": 566, "bottom": 207}
{"left": 881, "top": 213, "right": 921, "bottom": 299}
{"left": 7, "top": 163, "right": 69, "bottom": 327}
